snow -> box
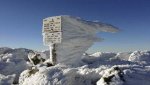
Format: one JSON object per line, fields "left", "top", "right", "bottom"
{"left": 0, "top": 47, "right": 150, "bottom": 85}
{"left": 19, "top": 50, "right": 150, "bottom": 85}
{"left": 19, "top": 64, "right": 104, "bottom": 85}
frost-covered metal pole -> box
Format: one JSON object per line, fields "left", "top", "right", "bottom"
{"left": 49, "top": 44, "right": 53, "bottom": 65}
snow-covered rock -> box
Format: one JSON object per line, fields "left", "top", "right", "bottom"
{"left": 0, "top": 53, "right": 28, "bottom": 84}
{"left": 28, "top": 52, "right": 46, "bottom": 66}
{"left": 19, "top": 64, "right": 108, "bottom": 85}
{"left": 122, "top": 65, "right": 150, "bottom": 85}
{"left": 96, "top": 66, "right": 124, "bottom": 85}
{"left": 0, "top": 47, "right": 38, "bottom": 84}
{"left": 0, "top": 47, "right": 13, "bottom": 54}
{"left": 0, "top": 47, "right": 34, "bottom": 61}
{"left": 0, "top": 74, "right": 16, "bottom": 85}
{"left": 128, "top": 51, "right": 150, "bottom": 64}
{"left": 82, "top": 52, "right": 116, "bottom": 64}
{"left": 115, "top": 52, "right": 131, "bottom": 61}
{"left": 19, "top": 63, "right": 150, "bottom": 85}
{"left": 96, "top": 65, "right": 150, "bottom": 85}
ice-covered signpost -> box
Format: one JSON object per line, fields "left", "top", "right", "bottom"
{"left": 42, "top": 15, "right": 119, "bottom": 66}
{"left": 42, "top": 16, "right": 62, "bottom": 65}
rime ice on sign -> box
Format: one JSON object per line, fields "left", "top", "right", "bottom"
{"left": 42, "top": 16, "right": 62, "bottom": 65}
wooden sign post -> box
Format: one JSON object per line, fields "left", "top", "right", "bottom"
{"left": 42, "top": 16, "right": 62, "bottom": 65}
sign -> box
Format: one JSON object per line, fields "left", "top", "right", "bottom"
{"left": 42, "top": 16, "right": 62, "bottom": 45}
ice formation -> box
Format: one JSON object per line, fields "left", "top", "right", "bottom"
{"left": 54, "top": 15, "right": 119, "bottom": 65}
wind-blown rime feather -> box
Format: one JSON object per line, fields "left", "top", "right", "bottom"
{"left": 55, "top": 15, "right": 119, "bottom": 66}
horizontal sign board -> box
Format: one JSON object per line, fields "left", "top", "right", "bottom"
{"left": 42, "top": 16, "right": 62, "bottom": 45}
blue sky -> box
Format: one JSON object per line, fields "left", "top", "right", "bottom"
{"left": 0, "top": 0, "right": 150, "bottom": 53}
